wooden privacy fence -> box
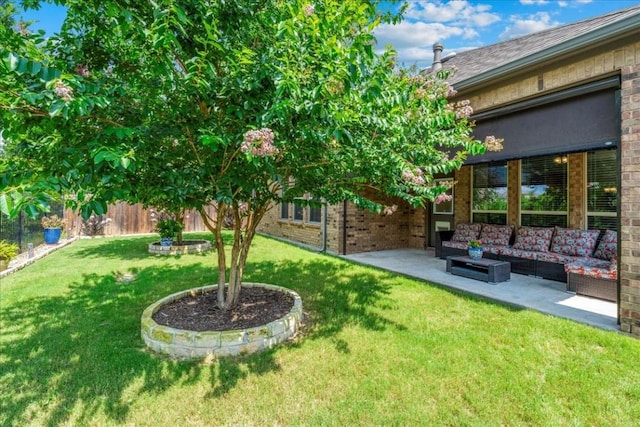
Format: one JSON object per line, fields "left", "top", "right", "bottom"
{"left": 64, "top": 202, "right": 217, "bottom": 237}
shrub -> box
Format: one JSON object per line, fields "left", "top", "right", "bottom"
{"left": 41, "top": 215, "right": 65, "bottom": 229}
{"left": 0, "top": 240, "right": 19, "bottom": 261}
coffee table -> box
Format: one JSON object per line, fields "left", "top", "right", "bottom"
{"left": 446, "top": 256, "right": 511, "bottom": 284}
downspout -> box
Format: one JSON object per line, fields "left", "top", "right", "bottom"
{"left": 320, "top": 199, "right": 328, "bottom": 253}
{"left": 342, "top": 200, "right": 347, "bottom": 255}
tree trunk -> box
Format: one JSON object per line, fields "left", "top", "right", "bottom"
{"left": 199, "top": 202, "right": 267, "bottom": 310}
{"left": 175, "top": 210, "right": 185, "bottom": 245}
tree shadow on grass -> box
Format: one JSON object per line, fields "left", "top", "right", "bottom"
{"left": 69, "top": 233, "right": 218, "bottom": 261}
{"left": 1, "top": 240, "right": 404, "bottom": 425}
{"left": 1, "top": 263, "right": 215, "bottom": 426}
{"left": 245, "top": 258, "right": 407, "bottom": 339}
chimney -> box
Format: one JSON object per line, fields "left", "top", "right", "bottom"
{"left": 431, "top": 42, "right": 443, "bottom": 73}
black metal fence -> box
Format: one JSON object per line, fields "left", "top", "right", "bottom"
{"left": 0, "top": 203, "right": 64, "bottom": 253}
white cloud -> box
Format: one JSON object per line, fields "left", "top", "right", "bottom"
{"left": 558, "top": 0, "right": 593, "bottom": 6}
{"left": 374, "top": 1, "right": 503, "bottom": 68}
{"left": 403, "top": 1, "right": 501, "bottom": 27}
{"left": 375, "top": 20, "right": 475, "bottom": 50}
{"left": 520, "top": 0, "right": 550, "bottom": 5}
{"left": 498, "top": 12, "right": 561, "bottom": 40}
{"left": 375, "top": 20, "right": 471, "bottom": 67}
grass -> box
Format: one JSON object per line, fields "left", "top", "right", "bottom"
{"left": 1, "top": 233, "right": 640, "bottom": 426}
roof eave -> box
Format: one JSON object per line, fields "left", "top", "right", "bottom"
{"left": 452, "top": 15, "right": 640, "bottom": 92}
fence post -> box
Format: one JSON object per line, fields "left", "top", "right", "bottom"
{"left": 18, "top": 211, "right": 24, "bottom": 251}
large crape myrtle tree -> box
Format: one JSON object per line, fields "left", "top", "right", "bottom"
{"left": 1, "top": 0, "right": 500, "bottom": 309}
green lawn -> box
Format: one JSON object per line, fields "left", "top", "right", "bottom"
{"left": 2, "top": 234, "right": 639, "bottom": 426}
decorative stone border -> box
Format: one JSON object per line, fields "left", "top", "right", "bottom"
{"left": 148, "top": 240, "right": 212, "bottom": 255}
{"left": 141, "top": 283, "right": 303, "bottom": 360}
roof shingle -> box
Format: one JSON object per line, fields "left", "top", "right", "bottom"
{"left": 441, "top": 4, "right": 640, "bottom": 87}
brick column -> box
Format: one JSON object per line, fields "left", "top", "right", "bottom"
{"left": 507, "top": 160, "right": 519, "bottom": 227}
{"left": 454, "top": 166, "right": 472, "bottom": 224}
{"left": 619, "top": 64, "right": 640, "bottom": 335}
{"left": 567, "top": 153, "right": 585, "bottom": 229}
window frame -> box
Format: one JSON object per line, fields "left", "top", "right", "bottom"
{"left": 293, "top": 198, "right": 305, "bottom": 222}
{"left": 519, "top": 154, "right": 568, "bottom": 227}
{"left": 471, "top": 161, "right": 508, "bottom": 225}
{"left": 279, "top": 201, "right": 289, "bottom": 220}
{"left": 586, "top": 149, "right": 617, "bottom": 230}
{"left": 308, "top": 197, "right": 322, "bottom": 224}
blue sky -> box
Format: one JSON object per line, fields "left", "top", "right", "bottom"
{"left": 18, "top": 0, "right": 639, "bottom": 69}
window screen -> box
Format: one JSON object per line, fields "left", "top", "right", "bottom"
{"left": 587, "top": 149, "right": 617, "bottom": 230}
{"left": 279, "top": 202, "right": 289, "bottom": 220}
{"left": 521, "top": 155, "right": 567, "bottom": 227}
{"left": 293, "top": 201, "right": 304, "bottom": 221}
{"left": 309, "top": 205, "right": 321, "bottom": 223}
{"left": 472, "top": 162, "right": 507, "bottom": 224}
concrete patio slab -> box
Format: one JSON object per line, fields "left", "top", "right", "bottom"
{"left": 343, "top": 248, "right": 619, "bottom": 333}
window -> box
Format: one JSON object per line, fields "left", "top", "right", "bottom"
{"left": 279, "top": 202, "right": 289, "bottom": 220}
{"left": 587, "top": 149, "right": 617, "bottom": 230}
{"left": 308, "top": 200, "right": 322, "bottom": 223}
{"left": 520, "top": 154, "right": 567, "bottom": 227}
{"left": 293, "top": 199, "right": 304, "bottom": 221}
{"left": 472, "top": 162, "right": 507, "bottom": 224}
{"left": 280, "top": 193, "right": 322, "bottom": 225}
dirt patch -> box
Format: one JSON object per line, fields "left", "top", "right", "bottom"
{"left": 152, "top": 286, "right": 295, "bottom": 331}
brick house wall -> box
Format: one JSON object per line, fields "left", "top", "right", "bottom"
{"left": 258, "top": 197, "right": 426, "bottom": 255}
{"left": 453, "top": 36, "right": 640, "bottom": 336}
{"left": 342, "top": 201, "right": 426, "bottom": 254}
{"left": 257, "top": 37, "right": 640, "bottom": 336}
{"left": 258, "top": 203, "right": 326, "bottom": 251}
{"left": 619, "top": 63, "right": 640, "bottom": 335}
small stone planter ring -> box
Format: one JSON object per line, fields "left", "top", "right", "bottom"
{"left": 148, "top": 240, "right": 212, "bottom": 255}
{"left": 141, "top": 283, "right": 303, "bottom": 360}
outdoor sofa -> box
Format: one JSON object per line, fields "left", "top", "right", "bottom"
{"left": 436, "top": 223, "right": 617, "bottom": 302}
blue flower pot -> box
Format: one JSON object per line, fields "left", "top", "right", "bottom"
{"left": 44, "top": 228, "right": 62, "bottom": 244}
{"left": 468, "top": 247, "right": 483, "bottom": 260}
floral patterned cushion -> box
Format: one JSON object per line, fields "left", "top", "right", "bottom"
{"left": 593, "top": 229, "right": 617, "bottom": 261}
{"left": 450, "top": 223, "right": 482, "bottom": 243}
{"left": 500, "top": 247, "right": 539, "bottom": 260}
{"left": 512, "top": 227, "right": 554, "bottom": 252}
{"left": 536, "top": 252, "right": 578, "bottom": 264}
{"left": 550, "top": 228, "right": 599, "bottom": 257}
{"left": 441, "top": 240, "right": 470, "bottom": 250}
{"left": 565, "top": 261, "right": 617, "bottom": 280}
{"left": 478, "top": 224, "right": 513, "bottom": 247}
{"left": 482, "top": 245, "right": 505, "bottom": 256}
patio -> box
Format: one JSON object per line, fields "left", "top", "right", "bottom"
{"left": 343, "top": 248, "right": 619, "bottom": 332}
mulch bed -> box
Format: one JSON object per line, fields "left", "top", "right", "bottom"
{"left": 152, "top": 286, "right": 295, "bottom": 331}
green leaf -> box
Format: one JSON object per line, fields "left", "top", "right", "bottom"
{"left": 49, "top": 100, "right": 66, "bottom": 117}
{"left": 16, "top": 58, "right": 29, "bottom": 74}
{"left": 0, "top": 194, "right": 11, "bottom": 216}
{"left": 29, "top": 61, "right": 42, "bottom": 76}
